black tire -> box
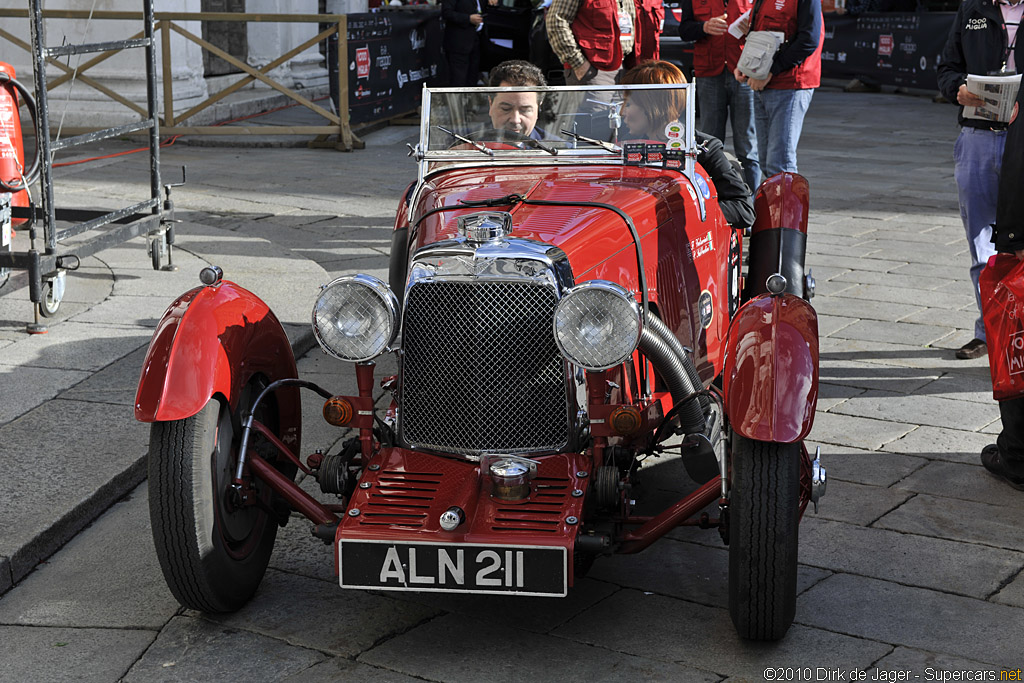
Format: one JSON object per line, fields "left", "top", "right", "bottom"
{"left": 148, "top": 396, "right": 280, "bottom": 613}
{"left": 728, "top": 432, "right": 800, "bottom": 641}
{"left": 151, "top": 239, "right": 161, "bottom": 271}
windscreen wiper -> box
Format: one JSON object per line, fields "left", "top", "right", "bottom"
{"left": 521, "top": 137, "right": 557, "bottom": 155}
{"left": 436, "top": 126, "right": 494, "bottom": 157}
{"left": 560, "top": 128, "right": 620, "bottom": 153}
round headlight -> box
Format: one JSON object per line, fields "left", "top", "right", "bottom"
{"left": 312, "top": 275, "right": 399, "bottom": 362}
{"left": 553, "top": 281, "right": 642, "bottom": 370}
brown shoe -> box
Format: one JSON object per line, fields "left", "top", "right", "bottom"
{"left": 956, "top": 338, "right": 987, "bottom": 360}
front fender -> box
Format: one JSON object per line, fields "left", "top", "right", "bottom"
{"left": 134, "top": 281, "right": 301, "bottom": 451}
{"left": 724, "top": 294, "right": 818, "bottom": 443}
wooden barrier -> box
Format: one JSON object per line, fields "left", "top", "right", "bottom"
{"left": 0, "top": 9, "right": 358, "bottom": 150}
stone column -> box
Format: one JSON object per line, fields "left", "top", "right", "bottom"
{"left": 246, "top": 0, "right": 328, "bottom": 91}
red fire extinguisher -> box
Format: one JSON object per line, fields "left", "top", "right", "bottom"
{"left": 0, "top": 61, "right": 40, "bottom": 228}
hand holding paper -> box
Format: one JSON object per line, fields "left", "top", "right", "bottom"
{"left": 728, "top": 10, "right": 750, "bottom": 38}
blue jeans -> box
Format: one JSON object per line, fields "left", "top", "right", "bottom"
{"left": 753, "top": 87, "right": 814, "bottom": 179}
{"left": 697, "top": 72, "right": 761, "bottom": 193}
{"left": 954, "top": 126, "right": 1006, "bottom": 342}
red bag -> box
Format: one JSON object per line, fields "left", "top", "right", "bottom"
{"left": 980, "top": 253, "right": 1024, "bottom": 400}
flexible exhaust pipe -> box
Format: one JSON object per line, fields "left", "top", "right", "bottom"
{"left": 638, "top": 312, "right": 706, "bottom": 435}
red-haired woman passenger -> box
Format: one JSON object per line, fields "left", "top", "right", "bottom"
{"left": 620, "top": 60, "right": 754, "bottom": 231}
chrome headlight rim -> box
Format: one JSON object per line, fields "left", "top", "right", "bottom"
{"left": 312, "top": 274, "right": 399, "bottom": 363}
{"left": 553, "top": 280, "right": 643, "bottom": 371}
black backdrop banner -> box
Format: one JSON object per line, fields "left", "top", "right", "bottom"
{"left": 822, "top": 12, "right": 955, "bottom": 89}
{"left": 345, "top": 9, "right": 444, "bottom": 125}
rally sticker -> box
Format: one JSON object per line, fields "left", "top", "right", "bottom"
{"left": 645, "top": 143, "right": 665, "bottom": 164}
{"left": 664, "top": 121, "right": 684, "bottom": 139}
{"left": 698, "top": 290, "right": 714, "bottom": 329}
{"left": 694, "top": 174, "right": 711, "bottom": 199}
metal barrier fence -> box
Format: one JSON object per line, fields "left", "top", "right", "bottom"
{"left": 0, "top": 9, "right": 356, "bottom": 151}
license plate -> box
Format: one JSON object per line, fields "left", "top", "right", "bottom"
{"left": 339, "top": 540, "right": 567, "bottom": 597}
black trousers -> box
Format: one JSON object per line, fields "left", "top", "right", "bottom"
{"left": 999, "top": 396, "right": 1024, "bottom": 464}
{"left": 446, "top": 36, "right": 481, "bottom": 87}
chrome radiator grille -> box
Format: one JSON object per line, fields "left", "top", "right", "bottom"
{"left": 400, "top": 280, "right": 569, "bottom": 455}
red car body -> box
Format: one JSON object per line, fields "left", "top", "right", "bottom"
{"left": 136, "top": 84, "right": 823, "bottom": 640}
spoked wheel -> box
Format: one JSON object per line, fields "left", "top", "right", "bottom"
{"left": 727, "top": 431, "right": 800, "bottom": 641}
{"left": 148, "top": 383, "right": 287, "bottom": 613}
{"left": 37, "top": 275, "right": 64, "bottom": 318}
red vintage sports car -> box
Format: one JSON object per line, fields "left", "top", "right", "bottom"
{"left": 135, "top": 83, "right": 825, "bottom": 641}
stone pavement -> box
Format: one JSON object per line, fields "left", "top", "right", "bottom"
{"left": 0, "top": 89, "right": 1022, "bottom": 682}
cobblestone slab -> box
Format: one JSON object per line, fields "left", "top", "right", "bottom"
{"left": 359, "top": 612, "right": 721, "bottom": 682}
{"left": 0, "top": 483, "right": 177, "bottom": 629}
{"left": 807, "top": 442, "right": 926, "bottom": 487}
{"left": 895, "top": 461, "right": 1024, "bottom": 508}
{"left": 819, "top": 358, "right": 939, "bottom": 393}
{"left": 389, "top": 577, "right": 618, "bottom": 635}
{"left": 205, "top": 569, "right": 441, "bottom": 657}
{"left": 819, "top": 337, "right": 975, "bottom": 370}
{"left": 0, "top": 556, "right": 9, "bottom": 595}
{"left": 123, "top": 615, "right": 325, "bottom": 683}
{"left": 893, "top": 262, "right": 975, "bottom": 280}
{"left": 827, "top": 284, "right": 973, "bottom": 308}
{"left": 798, "top": 574, "right": 1024, "bottom": 667}
{"left": 806, "top": 479, "right": 913, "bottom": 526}
{"left": 830, "top": 390, "right": 998, "bottom": 431}
{"left": 0, "top": 625, "right": 155, "bottom": 683}
{"left": 827, "top": 319, "right": 955, "bottom": 347}
{"left": 551, "top": 589, "right": 892, "bottom": 679}
{"left": 281, "top": 659, "right": 425, "bottom": 682}
{"left": 872, "top": 647, "right": 1004, "bottom": 679}
{"left": 992, "top": 572, "right": 1024, "bottom": 608}
{"left": 61, "top": 345, "right": 149, "bottom": 407}
{"left": 817, "top": 314, "right": 859, "bottom": 338}
{"left": 816, "top": 382, "right": 866, "bottom": 411}
{"left": 807, "top": 411, "right": 916, "bottom": 451}
{"left": 68, "top": 295, "right": 172, "bottom": 328}
{"left": 882, "top": 425, "right": 995, "bottom": 464}
{"left": 812, "top": 295, "right": 924, "bottom": 322}
{"left": 799, "top": 517, "right": 1023, "bottom": 598}
{"left": 0, "top": 364, "right": 91, "bottom": 427}
{"left": 914, "top": 372, "right": 997, "bottom": 405}
{"left": 828, "top": 268, "right": 956, "bottom": 291}
{"left": 0, "top": 399, "right": 149, "bottom": 583}
{"left": 875, "top": 493, "right": 1024, "bottom": 552}
{"left": 586, "top": 538, "right": 829, "bottom": 610}
{"left": 805, "top": 253, "right": 909, "bottom": 273}
{"left": 0, "top": 322, "right": 150, "bottom": 371}
{"left": 898, "top": 306, "right": 976, "bottom": 330}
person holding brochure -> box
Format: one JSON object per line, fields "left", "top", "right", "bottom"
{"left": 732, "top": 0, "right": 824, "bottom": 180}
{"left": 937, "top": 0, "right": 1024, "bottom": 360}
{"left": 980, "top": 83, "right": 1024, "bottom": 491}
{"left": 677, "top": 0, "right": 761, "bottom": 193}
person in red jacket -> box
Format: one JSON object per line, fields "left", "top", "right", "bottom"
{"left": 733, "top": 0, "right": 823, "bottom": 179}
{"left": 679, "top": 0, "right": 760, "bottom": 193}
{"left": 546, "top": 0, "right": 648, "bottom": 87}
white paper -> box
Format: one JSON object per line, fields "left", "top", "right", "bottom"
{"left": 964, "top": 73, "right": 1022, "bottom": 123}
{"left": 728, "top": 10, "right": 750, "bottom": 39}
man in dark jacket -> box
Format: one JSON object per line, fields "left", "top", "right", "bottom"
{"left": 936, "top": 0, "right": 1024, "bottom": 360}
{"left": 443, "top": 0, "right": 490, "bottom": 86}
{"left": 981, "top": 85, "right": 1024, "bottom": 490}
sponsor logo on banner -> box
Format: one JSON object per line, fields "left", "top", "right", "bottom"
{"left": 878, "top": 34, "right": 893, "bottom": 57}
{"left": 356, "top": 47, "right": 371, "bottom": 78}
{"left": 409, "top": 29, "right": 426, "bottom": 51}
{"left": 376, "top": 45, "right": 392, "bottom": 69}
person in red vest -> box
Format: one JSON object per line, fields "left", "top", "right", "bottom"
{"left": 679, "top": 0, "right": 761, "bottom": 193}
{"left": 546, "top": 0, "right": 662, "bottom": 87}
{"left": 733, "top": 0, "right": 823, "bottom": 179}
